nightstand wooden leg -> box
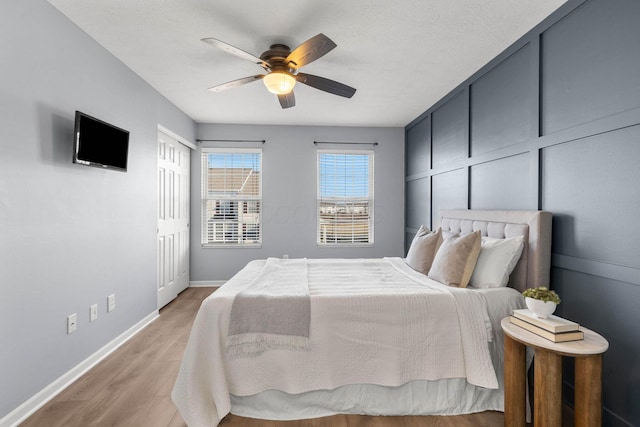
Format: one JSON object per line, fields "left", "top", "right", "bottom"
{"left": 574, "top": 354, "right": 603, "bottom": 427}
{"left": 534, "top": 349, "right": 562, "bottom": 427}
{"left": 504, "top": 333, "right": 526, "bottom": 427}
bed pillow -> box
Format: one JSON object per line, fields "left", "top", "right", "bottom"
{"left": 441, "top": 229, "right": 456, "bottom": 240}
{"left": 469, "top": 236, "right": 525, "bottom": 288}
{"left": 428, "top": 230, "right": 481, "bottom": 288}
{"left": 405, "top": 226, "right": 442, "bottom": 275}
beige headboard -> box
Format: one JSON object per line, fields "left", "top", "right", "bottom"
{"left": 438, "top": 210, "right": 552, "bottom": 292}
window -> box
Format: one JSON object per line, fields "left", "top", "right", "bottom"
{"left": 317, "top": 150, "right": 374, "bottom": 245}
{"left": 201, "top": 149, "right": 262, "bottom": 246}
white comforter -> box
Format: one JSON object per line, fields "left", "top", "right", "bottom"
{"left": 172, "top": 257, "right": 502, "bottom": 427}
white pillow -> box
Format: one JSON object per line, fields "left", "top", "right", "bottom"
{"left": 469, "top": 236, "right": 525, "bottom": 288}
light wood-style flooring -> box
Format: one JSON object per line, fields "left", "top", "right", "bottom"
{"left": 22, "top": 287, "right": 508, "bottom": 427}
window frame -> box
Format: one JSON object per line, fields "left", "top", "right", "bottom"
{"left": 200, "top": 147, "right": 262, "bottom": 248}
{"left": 316, "top": 149, "right": 375, "bottom": 247}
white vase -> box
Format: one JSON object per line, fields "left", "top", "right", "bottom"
{"left": 525, "top": 297, "right": 557, "bottom": 319}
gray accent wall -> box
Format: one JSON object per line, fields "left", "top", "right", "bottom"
{"left": 0, "top": 0, "right": 195, "bottom": 420}
{"left": 404, "top": 0, "right": 640, "bottom": 425}
{"left": 191, "top": 124, "right": 405, "bottom": 281}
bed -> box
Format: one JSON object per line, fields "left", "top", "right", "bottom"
{"left": 172, "top": 209, "right": 552, "bottom": 427}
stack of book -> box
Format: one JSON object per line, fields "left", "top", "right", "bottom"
{"left": 510, "top": 309, "right": 583, "bottom": 343}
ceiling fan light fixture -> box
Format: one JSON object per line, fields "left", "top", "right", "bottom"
{"left": 202, "top": 34, "right": 355, "bottom": 108}
{"left": 263, "top": 71, "right": 296, "bottom": 95}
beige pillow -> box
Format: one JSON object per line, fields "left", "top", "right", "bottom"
{"left": 428, "top": 230, "right": 482, "bottom": 288}
{"left": 405, "top": 226, "right": 442, "bottom": 275}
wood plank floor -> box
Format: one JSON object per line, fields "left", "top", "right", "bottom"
{"left": 21, "top": 287, "right": 507, "bottom": 427}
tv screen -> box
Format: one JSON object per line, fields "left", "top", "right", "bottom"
{"left": 73, "top": 111, "right": 129, "bottom": 172}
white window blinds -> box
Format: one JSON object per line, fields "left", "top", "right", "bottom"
{"left": 201, "top": 149, "right": 262, "bottom": 246}
{"left": 317, "top": 150, "right": 374, "bottom": 245}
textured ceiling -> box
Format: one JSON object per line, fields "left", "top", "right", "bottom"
{"left": 47, "top": 0, "right": 566, "bottom": 127}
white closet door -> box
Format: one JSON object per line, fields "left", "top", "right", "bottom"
{"left": 157, "top": 130, "right": 191, "bottom": 309}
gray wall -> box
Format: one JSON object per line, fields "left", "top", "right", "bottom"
{"left": 0, "top": 0, "right": 195, "bottom": 420}
{"left": 191, "top": 124, "right": 405, "bottom": 281}
{"left": 404, "top": 1, "right": 640, "bottom": 425}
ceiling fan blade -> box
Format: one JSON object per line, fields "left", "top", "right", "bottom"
{"left": 208, "top": 75, "right": 264, "bottom": 92}
{"left": 201, "top": 38, "right": 270, "bottom": 68}
{"left": 286, "top": 33, "right": 336, "bottom": 69}
{"left": 296, "top": 73, "right": 356, "bottom": 98}
{"left": 278, "top": 91, "right": 296, "bottom": 109}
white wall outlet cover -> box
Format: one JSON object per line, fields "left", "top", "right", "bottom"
{"left": 107, "top": 294, "right": 116, "bottom": 312}
{"left": 90, "top": 304, "right": 98, "bottom": 322}
{"left": 67, "top": 313, "right": 77, "bottom": 334}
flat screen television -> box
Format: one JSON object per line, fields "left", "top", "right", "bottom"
{"left": 73, "top": 111, "right": 129, "bottom": 172}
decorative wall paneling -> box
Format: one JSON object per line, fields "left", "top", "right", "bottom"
{"left": 405, "top": 1, "right": 640, "bottom": 425}
{"left": 539, "top": 0, "right": 640, "bottom": 136}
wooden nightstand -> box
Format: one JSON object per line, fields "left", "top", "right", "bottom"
{"left": 501, "top": 317, "right": 609, "bottom": 427}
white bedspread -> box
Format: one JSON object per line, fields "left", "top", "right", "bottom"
{"left": 172, "top": 257, "right": 500, "bottom": 427}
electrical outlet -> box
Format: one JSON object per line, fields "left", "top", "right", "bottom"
{"left": 283, "top": 254, "right": 289, "bottom": 259}
{"left": 107, "top": 294, "right": 115, "bottom": 312}
{"left": 90, "top": 304, "right": 98, "bottom": 322}
{"left": 67, "top": 313, "right": 77, "bottom": 334}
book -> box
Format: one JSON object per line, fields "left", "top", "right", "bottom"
{"left": 509, "top": 316, "right": 584, "bottom": 343}
{"left": 512, "top": 308, "right": 580, "bottom": 333}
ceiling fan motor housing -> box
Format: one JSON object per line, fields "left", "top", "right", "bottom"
{"left": 260, "top": 44, "right": 296, "bottom": 72}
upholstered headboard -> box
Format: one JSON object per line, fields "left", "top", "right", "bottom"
{"left": 438, "top": 210, "right": 552, "bottom": 292}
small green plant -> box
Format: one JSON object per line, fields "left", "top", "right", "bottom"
{"left": 522, "top": 286, "right": 561, "bottom": 304}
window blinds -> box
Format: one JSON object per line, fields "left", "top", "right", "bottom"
{"left": 317, "top": 151, "right": 374, "bottom": 245}
{"left": 201, "top": 149, "right": 262, "bottom": 246}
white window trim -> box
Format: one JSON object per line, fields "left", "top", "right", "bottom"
{"left": 316, "top": 149, "right": 374, "bottom": 246}
{"left": 201, "top": 147, "right": 262, "bottom": 248}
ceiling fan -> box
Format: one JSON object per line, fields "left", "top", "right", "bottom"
{"left": 201, "top": 33, "right": 356, "bottom": 109}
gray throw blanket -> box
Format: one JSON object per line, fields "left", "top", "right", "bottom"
{"left": 227, "top": 258, "right": 310, "bottom": 356}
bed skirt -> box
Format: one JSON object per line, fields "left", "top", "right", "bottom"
{"left": 231, "top": 378, "right": 503, "bottom": 419}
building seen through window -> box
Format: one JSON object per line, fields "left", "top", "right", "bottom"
{"left": 201, "top": 149, "right": 262, "bottom": 246}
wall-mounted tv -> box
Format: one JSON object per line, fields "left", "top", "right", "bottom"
{"left": 73, "top": 111, "right": 129, "bottom": 172}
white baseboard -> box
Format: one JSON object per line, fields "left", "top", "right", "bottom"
{"left": 189, "top": 280, "right": 225, "bottom": 287}
{"left": 0, "top": 311, "right": 159, "bottom": 427}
